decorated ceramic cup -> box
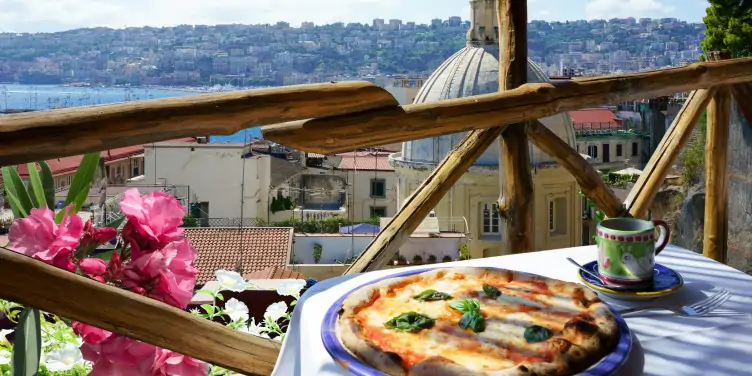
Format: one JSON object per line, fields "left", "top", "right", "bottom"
{"left": 595, "top": 218, "right": 670, "bottom": 289}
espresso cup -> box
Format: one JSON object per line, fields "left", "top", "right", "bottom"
{"left": 595, "top": 218, "right": 670, "bottom": 289}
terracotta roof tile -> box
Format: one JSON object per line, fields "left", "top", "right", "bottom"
{"left": 336, "top": 150, "right": 394, "bottom": 171}
{"left": 569, "top": 108, "right": 621, "bottom": 130}
{"left": 243, "top": 267, "right": 305, "bottom": 280}
{"left": 184, "top": 227, "right": 293, "bottom": 285}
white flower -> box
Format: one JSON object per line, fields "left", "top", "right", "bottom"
{"left": 238, "top": 318, "right": 269, "bottom": 338}
{"left": 44, "top": 343, "right": 83, "bottom": 372}
{"left": 0, "top": 349, "right": 11, "bottom": 365}
{"left": 215, "top": 270, "right": 247, "bottom": 292}
{"left": 264, "top": 301, "right": 288, "bottom": 322}
{"left": 276, "top": 280, "right": 306, "bottom": 297}
{"left": 224, "top": 298, "right": 249, "bottom": 323}
{"left": 0, "top": 329, "right": 12, "bottom": 343}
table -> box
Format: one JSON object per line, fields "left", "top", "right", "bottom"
{"left": 272, "top": 245, "right": 752, "bottom": 376}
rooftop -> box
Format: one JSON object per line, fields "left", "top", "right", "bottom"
{"left": 336, "top": 150, "right": 394, "bottom": 171}
{"left": 184, "top": 227, "right": 294, "bottom": 285}
{"left": 569, "top": 108, "right": 622, "bottom": 130}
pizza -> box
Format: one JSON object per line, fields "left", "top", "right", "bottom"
{"left": 335, "top": 267, "right": 620, "bottom": 376}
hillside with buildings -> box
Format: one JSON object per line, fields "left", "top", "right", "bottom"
{"left": 0, "top": 17, "right": 705, "bottom": 86}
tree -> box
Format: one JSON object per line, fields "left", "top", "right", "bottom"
{"left": 701, "top": 0, "right": 752, "bottom": 57}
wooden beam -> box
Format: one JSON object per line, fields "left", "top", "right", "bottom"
{"left": 497, "top": 0, "right": 534, "bottom": 253}
{"left": 261, "top": 58, "right": 752, "bottom": 154}
{"left": 624, "top": 88, "right": 715, "bottom": 217}
{"left": 526, "top": 120, "right": 626, "bottom": 218}
{"left": 0, "top": 248, "right": 280, "bottom": 376}
{"left": 343, "top": 127, "right": 506, "bottom": 273}
{"left": 703, "top": 52, "right": 732, "bottom": 263}
{"left": 0, "top": 82, "right": 398, "bottom": 166}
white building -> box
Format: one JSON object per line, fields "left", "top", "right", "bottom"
{"left": 139, "top": 142, "right": 271, "bottom": 221}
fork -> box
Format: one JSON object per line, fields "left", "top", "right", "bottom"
{"left": 616, "top": 289, "right": 741, "bottom": 317}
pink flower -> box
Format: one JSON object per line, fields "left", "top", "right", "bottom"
{"left": 81, "top": 334, "right": 156, "bottom": 376}
{"left": 8, "top": 206, "right": 83, "bottom": 269}
{"left": 152, "top": 349, "right": 208, "bottom": 376}
{"left": 82, "top": 220, "right": 118, "bottom": 248}
{"left": 79, "top": 258, "right": 107, "bottom": 276}
{"left": 106, "top": 252, "right": 124, "bottom": 281}
{"left": 72, "top": 322, "right": 113, "bottom": 345}
{"left": 122, "top": 239, "right": 199, "bottom": 309}
{"left": 119, "top": 189, "right": 184, "bottom": 256}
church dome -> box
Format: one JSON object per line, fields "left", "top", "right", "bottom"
{"left": 400, "top": 48, "right": 576, "bottom": 167}
{"left": 398, "top": 0, "right": 576, "bottom": 168}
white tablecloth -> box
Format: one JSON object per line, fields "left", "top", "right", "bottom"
{"left": 272, "top": 245, "right": 752, "bottom": 376}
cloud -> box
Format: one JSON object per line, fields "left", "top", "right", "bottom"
{"left": 584, "top": 0, "right": 675, "bottom": 19}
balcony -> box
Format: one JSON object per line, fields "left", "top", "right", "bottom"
{"left": 0, "top": 41, "right": 751, "bottom": 375}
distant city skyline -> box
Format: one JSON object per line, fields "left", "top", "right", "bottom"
{"left": 0, "top": 0, "right": 709, "bottom": 33}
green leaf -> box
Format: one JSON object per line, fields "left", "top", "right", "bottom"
{"left": 200, "top": 304, "right": 215, "bottom": 316}
{"left": 482, "top": 284, "right": 502, "bottom": 298}
{"left": 384, "top": 312, "right": 435, "bottom": 333}
{"left": 449, "top": 298, "right": 481, "bottom": 314}
{"left": 11, "top": 307, "right": 41, "bottom": 376}
{"left": 38, "top": 162, "right": 55, "bottom": 210}
{"left": 25, "top": 163, "right": 46, "bottom": 209}
{"left": 524, "top": 325, "right": 554, "bottom": 343}
{"left": 1, "top": 166, "right": 33, "bottom": 219}
{"left": 413, "top": 289, "right": 453, "bottom": 301}
{"left": 215, "top": 293, "right": 224, "bottom": 301}
{"left": 459, "top": 311, "right": 486, "bottom": 333}
{"left": 56, "top": 153, "right": 100, "bottom": 222}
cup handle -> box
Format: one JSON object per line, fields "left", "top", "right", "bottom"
{"left": 652, "top": 219, "right": 670, "bottom": 255}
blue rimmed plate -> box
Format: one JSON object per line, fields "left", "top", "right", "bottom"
{"left": 577, "top": 261, "right": 684, "bottom": 301}
{"left": 321, "top": 267, "right": 632, "bottom": 376}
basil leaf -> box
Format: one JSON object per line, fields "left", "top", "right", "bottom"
{"left": 482, "top": 284, "right": 501, "bottom": 298}
{"left": 449, "top": 298, "right": 481, "bottom": 314}
{"left": 459, "top": 311, "right": 486, "bottom": 333}
{"left": 524, "top": 325, "right": 554, "bottom": 343}
{"left": 413, "top": 289, "right": 453, "bottom": 301}
{"left": 384, "top": 312, "right": 435, "bottom": 333}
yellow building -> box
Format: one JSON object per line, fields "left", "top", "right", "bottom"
{"left": 388, "top": 0, "right": 582, "bottom": 258}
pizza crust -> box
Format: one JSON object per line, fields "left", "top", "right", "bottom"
{"left": 336, "top": 267, "right": 620, "bottom": 376}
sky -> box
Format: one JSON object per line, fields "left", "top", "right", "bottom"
{"left": 0, "top": 0, "right": 710, "bottom": 33}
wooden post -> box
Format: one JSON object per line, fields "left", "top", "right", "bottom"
{"left": 497, "top": 0, "right": 534, "bottom": 253}
{"left": 703, "top": 51, "right": 732, "bottom": 263}
{"left": 625, "top": 88, "right": 716, "bottom": 217}
{"left": 526, "top": 120, "right": 626, "bottom": 218}
{"left": 344, "top": 127, "right": 506, "bottom": 274}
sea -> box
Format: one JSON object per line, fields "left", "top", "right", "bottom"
{"left": 0, "top": 84, "right": 261, "bottom": 142}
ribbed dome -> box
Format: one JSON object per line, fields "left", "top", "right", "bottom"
{"left": 400, "top": 46, "right": 576, "bottom": 167}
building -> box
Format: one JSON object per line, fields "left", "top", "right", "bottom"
{"left": 139, "top": 141, "right": 271, "bottom": 222}
{"left": 389, "top": 0, "right": 582, "bottom": 258}
{"left": 273, "top": 148, "right": 398, "bottom": 222}
{"left": 571, "top": 108, "right": 643, "bottom": 171}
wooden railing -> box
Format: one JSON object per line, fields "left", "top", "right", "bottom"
{"left": 0, "top": 2, "right": 750, "bottom": 375}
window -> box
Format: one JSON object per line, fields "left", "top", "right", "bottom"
{"left": 576, "top": 143, "right": 580, "bottom": 153}
{"left": 481, "top": 202, "right": 501, "bottom": 236}
{"left": 370, "top": 179, "right": 386, "bottom": 198}
{"left": 115, "top": 165, "right": 122, "bottom": 177}
{"left": 131, "top": 159, "right": 141, "bottom": 177}
{"left": 632, "top": 142, "right": 638, "bottom": 156}
{"left": 616, "top": 144, "right": 623, "bottom": 157}
{"left": 587, "top": 145, "right": 598, "bottom": 159}
{"left": 602, "top": 143, "right": 610, "bottom": 163}
{"left": 370, "top": 206, "right": 387, "bottom": 217}
{"left": 548, "top": 196, "right": 568, "bottom": 237}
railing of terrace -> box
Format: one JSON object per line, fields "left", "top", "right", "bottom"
{"left": 0, "top": 1, "right": 751, "bottom": 374}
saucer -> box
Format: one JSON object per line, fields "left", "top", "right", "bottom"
{"left": 577, "top": 260, "right": 684, "bottom": 301}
